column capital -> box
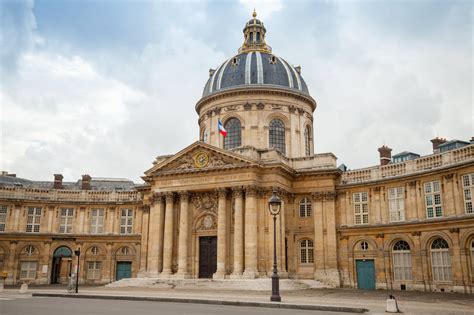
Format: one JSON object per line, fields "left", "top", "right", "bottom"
{"left": 178, "top": 191, "right": 190, "bottom": 201}
{"left": 151, "top": 192, "right": 164, "bottom": 204}
{"left": 165, "top": 192, "right": 175, "bottom": 203}
{"left": 216, "top": 188, "right": 228, "bottom": 198}
{"left": 244, "top": 185, "right": 259, "bottom": 197}
{"left": 231, "top": 187, "right": 244, "bottom": 198}
{"left": 311, "top": 191, "right": 336, "bottom": 201}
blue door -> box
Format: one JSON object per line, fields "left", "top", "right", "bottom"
{"left": 356, "top": 260, "right": 375, "bottom": 290}
{"left": 116, "top": 262, "right": 132, "bottom": 281}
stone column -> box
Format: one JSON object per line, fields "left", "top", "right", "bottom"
{"left": 147, "top": 194, "right": 164, "bottom": 277}
{"left": 160, "top": 192, "right": 175, "bottom": 277}
{"left": 138, "top": 206, "right": 149, "bottom": 276}
{"left": 107, "top": 208, "right": 115, "bottom": 234}
{"left": 313, "top": 192, "right": 325, "bottom": 280}
{"left": 231, "top": 187, "right": 244, "bottom": 277}
{"left": 6, "top": 241, "right": 17, "bottom": 285}
{"left": 214, "top": 188, "right": 228, "bottom": 279}
{"left": 243, "top": 185, "right": 258, "bottom": 278}
{"left": 324, "top": 192, "right": 341, "bottom": 287}
{"left": 176, "top": 191, "right": 191, "bottom": 278}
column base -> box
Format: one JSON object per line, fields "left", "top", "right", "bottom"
{"left": 138, "top": 270, "right": 155, "bottom": 278}
{"left": 242, "top": 270, "right": 258, "bottom": 279}
{"left": 174, "top": 272, "right": 191, "bottom": 279}
{"left": 212, "top": 271, "right": 227, "bottom": 280}
{"left": 229, "top": 272, "right": 243, "bottom": 279}
{"left": 158, "top": 270, "right": 173, "bottom": 279}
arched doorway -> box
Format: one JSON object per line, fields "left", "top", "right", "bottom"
{"left": 51, "top": 246, "right": 72, "bottom": 284}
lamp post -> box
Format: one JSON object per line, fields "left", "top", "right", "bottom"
{"left": 74, "top": 249, "right": 80, "bottom": 293}
{"left": 268, "top": 189, "right": 281, "bottom": 302}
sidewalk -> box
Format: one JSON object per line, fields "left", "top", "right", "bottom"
{"left": 4, "top": 285, "right": 474, "bottom": 315}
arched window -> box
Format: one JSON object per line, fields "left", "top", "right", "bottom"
{"left": 90, "top": 246, "right": 99, "bottom": 255}
{"left": 360, "top": 241, "right": 369, "bottom": 251}
{"left": 470, "top": 240, "right": 474, "bottom": 275}
{"left": 300, "top": 239, "right": 314, "bottom": 263}
{"left": 392, "top": 240, "right": 412, "bottom": 281}
{"left": 224, "top": 118, "right": 241, "bottom": 149}
{"left": 299, "top": 197, "right": 312, "bottom": 218}
{"left": 304, "top": 125, "right": 312, "bottom": 156}
{"left": 201, "top": 127, "right": 208, "bottom": 143}
{"left": 269, "top": 119, "right": 285, "bottom": 154}
{"left": 430, "top": 238, "right": 451, "bottom": 281}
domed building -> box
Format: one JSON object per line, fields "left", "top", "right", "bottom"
{"left": 0, "top": 12, "right": 473, "bottom": 294}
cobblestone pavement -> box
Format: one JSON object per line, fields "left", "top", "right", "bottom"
{"left": 3, "top": 285, "right": 474, "bottom": 315}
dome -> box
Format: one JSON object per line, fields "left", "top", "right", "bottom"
{"left": 202, "top": 52, "right": 309, "bottom": 97}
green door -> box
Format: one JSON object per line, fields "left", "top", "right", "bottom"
{"left": 356, "top": 260, "right": 375, "bottom": 290}
{"left": 116, "top": 261, "right": 132, "bottom": 281}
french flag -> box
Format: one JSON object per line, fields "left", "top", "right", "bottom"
{"left": 218, "top": 118, "right": 227, "bottom": 137}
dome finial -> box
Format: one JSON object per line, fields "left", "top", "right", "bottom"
{"left": 252, "top": 9, "right": 257, "bottom": 19}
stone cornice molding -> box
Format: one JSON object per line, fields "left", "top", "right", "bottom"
{"left": 195, "top": 86, "right": 317, "bottom": 114}
{"left": 312, "top": 191, "right": 336, "bottom": 201}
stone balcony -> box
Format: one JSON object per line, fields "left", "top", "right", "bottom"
{"left": 0, "top": 187, "right": 142, "bottom": 203}
{"left": 341, "top": 144, "right": 474, "bottom": 185}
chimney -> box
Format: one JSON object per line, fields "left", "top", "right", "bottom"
{"left": 378, "top": 145, "right": 392, "bottom": 166}
{"left": 81, "top": 174, "right": 91, "bottom": 190}
{"left": 53, "top": 174, "right": 63, "bottom": 189}
{"left": 431, "top": 137, "right": 447, "bottom": 154}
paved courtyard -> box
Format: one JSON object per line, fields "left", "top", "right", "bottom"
{"left": 1, "top": 285, "right": 473, "bottom": 315}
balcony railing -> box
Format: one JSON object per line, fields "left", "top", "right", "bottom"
{"left": 0, "top": 187, "right": 142, "bottom": 203}
{"left": 342, "top": 145, "right": 473, "bottom": 184}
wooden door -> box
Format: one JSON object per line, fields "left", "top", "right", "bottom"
{"left": 199, "top": 236, "right": 217, "bottom": 278}
{"left": 356, "top": 260, "right": 376, "bottom": 290}
{"left": 116, "top": 261, "right": 132, "bottom": 280}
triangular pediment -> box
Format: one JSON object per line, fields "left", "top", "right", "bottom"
{"left": 144, "top": 142, "right": 258, "bottom": 176}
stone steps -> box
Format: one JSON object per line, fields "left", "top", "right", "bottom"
{"left": 106, "top": 278, "right": 328, "bottom": 291}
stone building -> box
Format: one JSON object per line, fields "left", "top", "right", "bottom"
{"left": 0, "top": 12, "right": 473, "bottom": 293}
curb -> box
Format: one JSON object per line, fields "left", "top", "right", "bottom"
{"left": 32, "top": 292, "right": 368, "bottom": 313}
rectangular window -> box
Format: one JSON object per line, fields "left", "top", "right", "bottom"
{"left": 0, "top": 205, "right": 7, "bottom": 232}
{"left": 425, "top": 181, "right": 442, "bottom": 218}
{"left": 26, "top": 207, "right": 42, "bottom": 233}
{"left": 388, "top": 187, "right": 405, "bottom": 222}
{"left": 462, "top": 174, "right": 474, "bottom": 214}
{"left": 90, "top": 208, "right": 105, "bottom": 234}
{"left": 431, "top": 250, "right": 451, "bottom": 281}
{"left": 393, "top": 251, "right": 412, "bottom": 281}
{"left": 120, "top": 209, "right": 133, "bottom": 235}
{"left": 20, "top": 261, "right": 37, "bottom": 279}
{"left": 87, "top": 261, "right": 102, "bottom": 280}
{"left": 59, "top": 208, "right": 74, "bottom": 233}
{"left": 353, "top": 192, "right": 369, "bottom": 225}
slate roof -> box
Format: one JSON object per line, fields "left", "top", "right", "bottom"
{"left": 203, "top": 52, "right": 309, "bottom": 97}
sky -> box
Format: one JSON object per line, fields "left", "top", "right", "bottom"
{"left": 1, "top": 0, "right": 472, "bottom": 183}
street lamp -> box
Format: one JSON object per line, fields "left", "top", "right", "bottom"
{"left": 74, "top": 249, "right": 80, "bottom": 293}
{"left": 268, "top": 189, "right": 281, "bottom": 302}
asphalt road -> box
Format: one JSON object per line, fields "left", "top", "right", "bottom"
{"left": 0, "top": 296, "right": 355, "bottom": 315}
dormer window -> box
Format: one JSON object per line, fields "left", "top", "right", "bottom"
{"left": 231, "top": 57, "right": 239, "bottom": 67}
{"left": 269, "top": 56, "right": 277, "bottom": 64}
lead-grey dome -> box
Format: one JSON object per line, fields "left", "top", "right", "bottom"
{"left": 202, "top": 52, "right": 309, "bottom": 97}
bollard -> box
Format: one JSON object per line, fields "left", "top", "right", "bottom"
{"left": 20, "top": 283, "right": 28, "bottom": 294}
{"left": 386, "top": 294, "right": 401, "bottom": 313}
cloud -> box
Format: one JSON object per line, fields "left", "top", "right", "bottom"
{"left": 239, "top": 0, "right": 284, "bottom": 20}
{"left": 0, "top": 0, "right": 37, "bottom": 75}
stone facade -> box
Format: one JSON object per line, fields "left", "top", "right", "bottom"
{"left": 0, "top": 13, "right": 473, "bottom": 294}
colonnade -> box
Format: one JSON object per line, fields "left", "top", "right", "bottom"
{"left": 145, "top": 186, "right": 260, "bottom": 279}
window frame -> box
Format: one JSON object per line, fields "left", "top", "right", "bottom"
{"left": 462, "top": 173, "right": 474, "bottom": 214}
{"left": 0, "top": 205, "right": 7, "bottom": 232}
{"left": 353, "top": 192, "right": 369, "bottom": 225}
{"left": 26, "top": 207, "right": 42, "bottom": 233}
{"left": 392, "top": 240, "right": 412, "bottom": 281}
{"left": 86, "top": 261, "right": 102, "bottom": 280}
{"left": 304, "top": 125, "right": 312, "bottom": 156}
{"left": 120, "top": 209, "right": 133, "bottom": 235}
{"left": 223, "top": 118, "right": 242, "bottom": 150}
{"left": 388, "top": 187, "right": 405, "bottom": 222}
{"left": 424, "top": 181, "right": 443, "bottom": 219}
{"left": 430, "top": 238, "right": 452, "bottom": 282}
{"left": 59, "top": 208, "right": 74, "bottom": 234}
{"left": 90, "top": 208, "right": 105, "bottom": 234}
{"left": 299, "top": 197, "right": 312, "bottom": 218}
{"left": 299, "top": 239, "right": 314, "bottom": 264}
{"left": 269, "top": 119, "right": 286, "bottom": 154}
{"left": 20, "top": 261, "right": 38, "bottom": 280}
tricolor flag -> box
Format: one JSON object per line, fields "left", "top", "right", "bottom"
{"left": 218, "top": 118, "right": 227, "bottom": 137}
